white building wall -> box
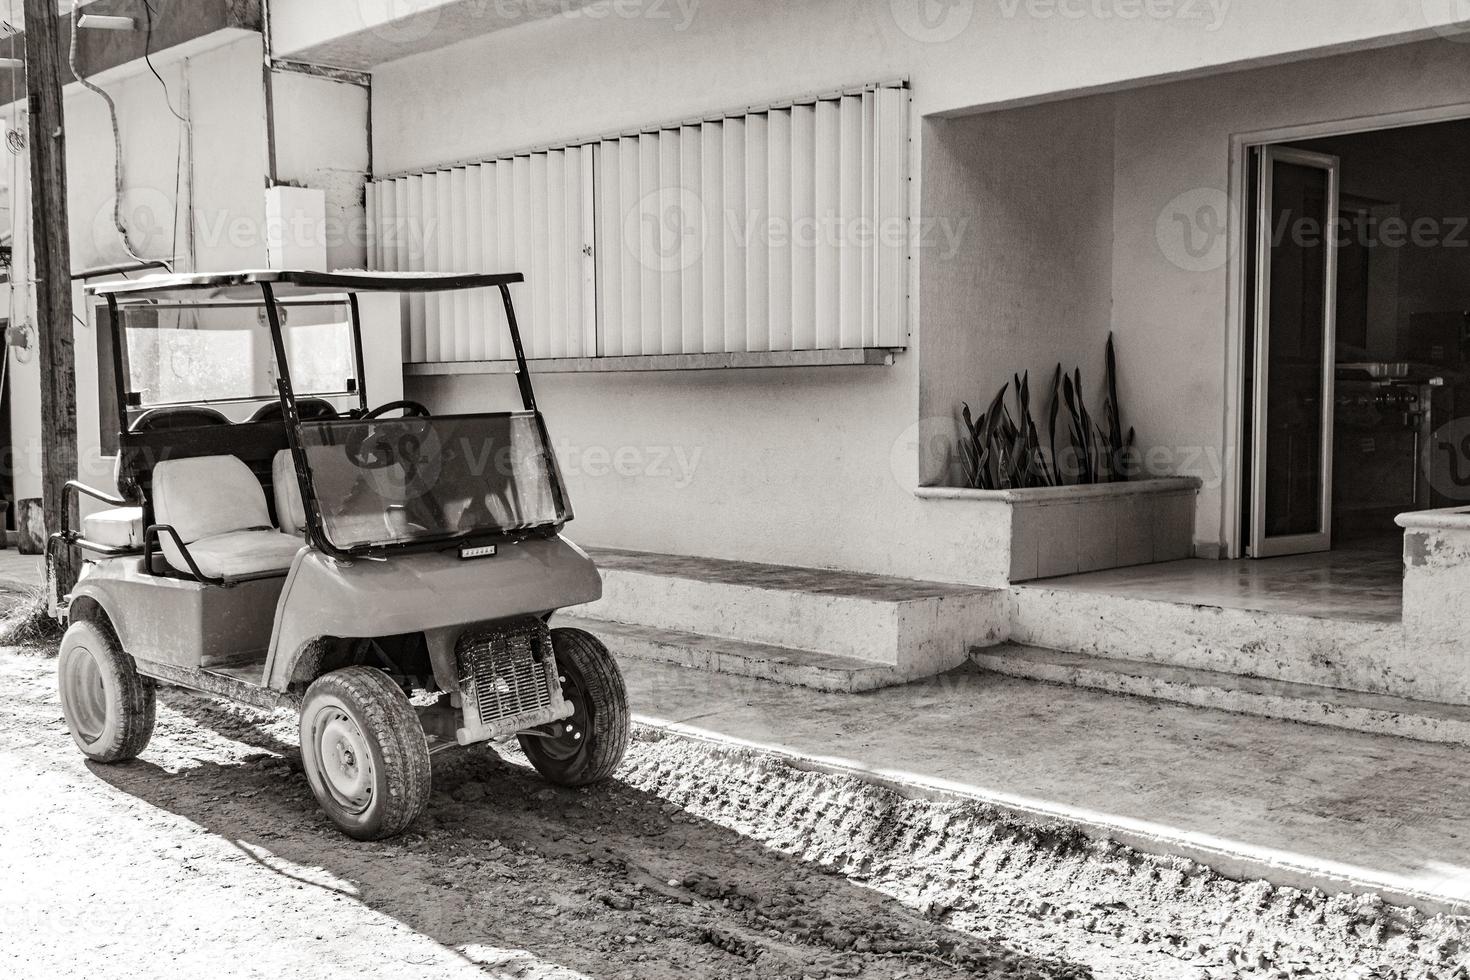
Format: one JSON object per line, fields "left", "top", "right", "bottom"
{"left": 7, "top": 33, "right": 382, "bottom": 512}
{"left": 1107, "top": 38, "right": 1470, "bottom": 551}
{"left": 271, "top": 70, "right": 370, "bottom": 271}
{"left": 7, "top": 34, "right": 270, "bottom": 503}
{"left": 357, "top": 1, "right": 1470, "bottom": 578}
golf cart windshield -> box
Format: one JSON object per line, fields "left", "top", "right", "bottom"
{"left": 114, "top": 299, "right": 357, "bottom": 412}
{"left": 299, "top": 412, "right": 570, "bottom": 550}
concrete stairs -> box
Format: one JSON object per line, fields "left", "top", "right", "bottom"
{"left": 971, "top": 642, "right": 1470, "bottom": 746}
{"left": 564, "top": 547, "right": 1007, "bottom": 692}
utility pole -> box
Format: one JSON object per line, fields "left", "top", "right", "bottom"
{"left": 23, "top": 0, "right": 79, "bottom": 599}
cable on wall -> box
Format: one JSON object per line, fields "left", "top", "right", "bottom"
{"left": 67, "top": 0, "right": 170, "bottom": 270}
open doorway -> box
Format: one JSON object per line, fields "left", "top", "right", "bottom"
{"left": 1242, "top": 117, "right": 1470, "bottom": 559}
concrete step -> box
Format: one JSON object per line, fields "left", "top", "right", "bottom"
{"left": 577, "top": 547, "right": 1006, "bottom": 677}
{"left": 971, "top": 642, "right": 1470, "bottom": 746}
{"left": 558, "top": 614, "right": 905, "bottom": 692}
{"left": 1009, "top": 582, "right": 1409, "bottom": 698}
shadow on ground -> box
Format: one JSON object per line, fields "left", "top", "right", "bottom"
{"left": 89, "top": 688, "right": 1094, "bottom": 980}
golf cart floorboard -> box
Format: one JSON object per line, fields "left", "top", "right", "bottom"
{"left": 554, "top": 614, "right": 905, "bottom": 693}
{"left": 137, "top": 658, "right": 299, "bottom": 713}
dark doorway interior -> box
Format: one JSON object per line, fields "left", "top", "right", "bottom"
{"left": 1249, "top": 118, "right": 1470, "bottom": 556}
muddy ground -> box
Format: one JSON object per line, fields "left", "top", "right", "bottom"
{"left": 2, "top": 642, "right": 1468, "bottom": 980}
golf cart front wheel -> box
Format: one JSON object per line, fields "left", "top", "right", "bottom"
{"left": 300, "top": 667, "right": 431, "bottom": 841}
{"left": 57, "top": 619, "right": 156, "bottom": 763}
{"left": 519, "top": 628, "right": 630, "bottom": 786}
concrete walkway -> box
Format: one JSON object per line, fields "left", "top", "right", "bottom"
{"left": 0, "top": 550, "right": 41, "bottom": 592}
{"left": 624, "top": 658, "right": 1470, "bottom": 917}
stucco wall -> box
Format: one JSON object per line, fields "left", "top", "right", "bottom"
{"left": 8, "top": 35, "right": 270, "bottom": 503}
{"left": 1108, "top": 38, "right": 1470, "bottom": 551}
{"left": 366, "top": 2, "right": 1470, "bottom": 577}
{"left": 365, "top": 0, "right": 1470, "bottom": 171}
{"left": 917, "top": 95, "right": 1118, "bottom": 487}
{"left": 271, "top": 70, "right": 370, "bottom": 271}
{"left": 7, "top": 34, "right": 380, "bottom": 508}
{"left": 923, "top": 37, "right": 1470, "bottom": 554}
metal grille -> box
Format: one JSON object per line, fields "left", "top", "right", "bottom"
{"left": 456, "top": 618, "right": 557, "bottom": 729}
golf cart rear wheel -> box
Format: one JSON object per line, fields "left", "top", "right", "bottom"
{"left": 57, "top": 619, "right": 156, "bottom": 763}
{"left": 300, "top": 667, "right": 431, "bottom": 841}
{"left": 519, "top": 628, "right": 630, "bottom": 786}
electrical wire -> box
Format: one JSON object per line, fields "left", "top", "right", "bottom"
{"left": 141, "top": 0, "right": 186, "bottom": 124}
{"left": 67, "top": 0, "right": 169, "bottom": 270}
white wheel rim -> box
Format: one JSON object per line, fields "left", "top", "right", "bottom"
{"left": 310, "top": 707, "right": 374, "bottom": 814}
{"left": 59, "top": 644, "right": 107, "bottom": 743}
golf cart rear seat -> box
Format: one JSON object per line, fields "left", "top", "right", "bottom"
{"left": 81, "top": 506, "right": 145, "bottom": 549}
{"left": 152, "top": 455, "right": 303, "bottom": 580}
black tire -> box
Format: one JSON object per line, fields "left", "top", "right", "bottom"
{"left": 299, "top": 667, "right": 431, "bottom": 840}
{"left": 519, "top": 628, "right": 630, "bottom": 786}
{"left": 57, "top": 619, "right": 156, "bottom": 763}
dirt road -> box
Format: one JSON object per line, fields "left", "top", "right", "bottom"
{"left": 1, "top": 643, "right": 1466, "bottom": 980}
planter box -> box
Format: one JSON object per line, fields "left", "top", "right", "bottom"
{"left": 916, "top": 477, "right": 1201, "bottom": 583}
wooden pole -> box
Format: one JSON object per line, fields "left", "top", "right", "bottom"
{"left": 23, "top": 0, "right": 79, "bottom": 599}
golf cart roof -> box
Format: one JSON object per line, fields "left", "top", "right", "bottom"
{"left": 88, "top": 269, "right": 524, "bottom": 302}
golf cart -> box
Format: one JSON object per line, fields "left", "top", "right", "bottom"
{"left": 49, "top": 270, "right": 628, "bottom": 840}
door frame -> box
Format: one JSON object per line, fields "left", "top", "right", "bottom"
{"left": 1247, "top": 144, "right": 1340, "bottom": 557}
{"left": 1221, "top": 102, "right": 1470, "bottom": 559}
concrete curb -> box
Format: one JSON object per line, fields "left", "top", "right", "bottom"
{"left": 632, "top": 712, "right": 1470, "bottom": 920}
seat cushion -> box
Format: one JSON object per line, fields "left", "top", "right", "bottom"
{"left": 153, "top": 455, "right": 273, "bottom": 543}
{"left": 272, "top": 450, "right": 307, "bottom": 536}
{"left": 81, "top": 506, "right": 143, "bottom": 549}
{"left": 153, "top": 455, "right": 278, "bottom": 577}
{"left": 184, "top": 529, "right": 304, "bottom": 579}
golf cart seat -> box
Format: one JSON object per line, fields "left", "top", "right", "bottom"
{"left": 81, "top": 506, "right": 145, "bottom": 549}
{"left": 250, "top": 397, "right": 339, "bottom": 423}
{"left": 130, "top": 406, "right": 232, "bottom": 431}
{"left": 272, "top": 450, "right": 307, "bottom": 536}
{"left": 152, "top": 455, "right": 304, "bottom": 580}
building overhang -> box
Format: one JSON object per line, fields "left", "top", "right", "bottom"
{"left": 0, "top": 0, "right": 261, "bottom": 105}
{"left": 269, "top": 0, "right": 598, "bottom": 72}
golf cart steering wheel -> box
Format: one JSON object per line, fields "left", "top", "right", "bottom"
{"left": 362, "top": 399, "right": 431, "bottom": 420}
{"left": 345, "top": 401, "right": 433, "bottom": 469}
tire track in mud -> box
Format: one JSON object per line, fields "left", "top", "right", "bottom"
{"left": 618, "top": 730, "right": 1470, "bottom": 980}
{"left": 4, "top": 644, "right": 1467, "bottom": 980}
